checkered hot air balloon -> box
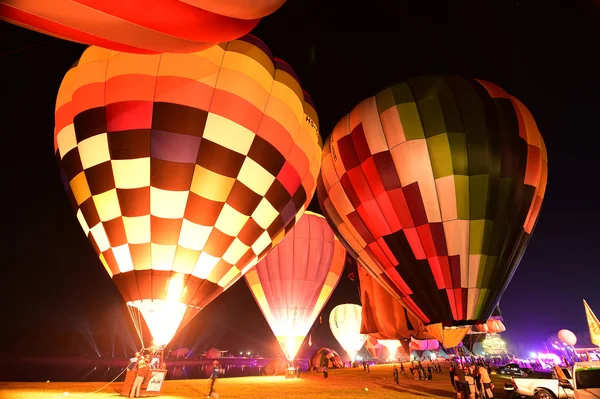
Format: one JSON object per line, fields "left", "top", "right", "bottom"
{"left": 318, "top": 75, "right": 547, "bottom": 346}
{"left": 54, "top": 35, "right": 321, "bottom": 347}
{"left": 0, "top": 0, "right": 286, "bottom": 53}
{"left": 245, "top": 211, "right": 346, "bottom": 361}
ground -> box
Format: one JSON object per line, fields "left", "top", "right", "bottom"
{"left": 0, "top": 364, "right": 510, "bottom": 399}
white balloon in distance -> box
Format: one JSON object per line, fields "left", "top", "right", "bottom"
{"left": 329, "top": 304, "right": 367, "bottom": 361}
{"left": 558, "top": 329, "right": 577, "bottom": 346}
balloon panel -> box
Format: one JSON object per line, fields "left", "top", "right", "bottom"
{"left": 0, "top": 0, "right": 285, "bottom": 53}
{"left": 245, "top": 211, "right": 346, "bottom": 361}
{"left": 318, "top": 75, "right": 548, "bottom": 326}
{"left": 55, "top": 37, "right": 321, "bottom": 345}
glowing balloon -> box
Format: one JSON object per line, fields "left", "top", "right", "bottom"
{"left": 318, "top": 75, "right": 547, "bottom": 344}
{"left": 329, "top": 304, "right": 367, "bottom": 361}
{"left": 0, "top": 0, "right": 286, "bottom": 53}
{"left": 379, "top": 340, "right": 401, "bottom": 359}
{"left": 245, "top": 211, "right": 346, "bottom": 361}
{"left": 54, "top": 36, "right": 321, "bottom": 346}
{"left": 558, "top": 329, "right": 577, "bottom": 346}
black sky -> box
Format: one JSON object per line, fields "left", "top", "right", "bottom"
{"left": 1, "top": 0, "right": 599, "bottom": 358}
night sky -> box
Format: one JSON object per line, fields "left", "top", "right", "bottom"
{"left": 2, "top": 0, "right": 599, "bottom": 359}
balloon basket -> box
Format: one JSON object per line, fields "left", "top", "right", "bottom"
{"left": 120, "top": 369, "right": 167, "bottom": 397}
{"left": 285, "top": 367, "right": 298, "bottom": 379}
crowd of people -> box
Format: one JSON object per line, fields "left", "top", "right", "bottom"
{"left": 387, "top": 357, "right": 496, "bottom": 399}
{"left": 449, "top": 360, "right": 495, "bottom": 399}
{"left": 391, "top": 360, "right": 442, "bottom": 383}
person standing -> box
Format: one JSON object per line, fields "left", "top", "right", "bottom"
{"left": 478, "top": 363, "right": 493, "bottom": 399}
{"left": 129, "top": 357, "right": 147, "bottom": 398}
{"left": 449, "top": 363, "right": 456, "bottom": 389}
{"left": 207, "top": 360, "right": 219, "bottom": 398}
{"left": 127, "top": 353, "right": 140, "bottom": 371}
{"left": 400, "top": 363, "right": 405, "bottom": 375}
{"left": 393, "top": 365, "right": 399, "bottom": 384}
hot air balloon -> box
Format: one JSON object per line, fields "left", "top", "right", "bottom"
{"left": 54, "top": 35, "right": 321, "bottom": 347}
{"left": 318, "top": 75, "right": 547, "bottom": 346}
{"left": 245, "top": 211, "right": 346, "bottom": 361}
{"left": 558, "top": 329, "right": 577, "bottom": 347}
{"left": 309, "top": 347, "right": 344, "bottom": 369}
{"left": 364, "top": 336, "right": 383, "bottom": 358}
{"left": 379, "top": 339, "right": 401, "bottom": 360}
{"left": 329, "top": 304, "right": 367, "bottom": 361}
{"left": 359, "top": 262, "right": 430, "bottom": 340}
{"left": 0, "top": 0, "right": 286, "bottom": 54}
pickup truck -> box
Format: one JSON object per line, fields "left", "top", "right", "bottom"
{"left": 564, "top": 361, "right": 600, "bottom": 399}
{"left": 504, "top": 361, "right": 600, "bottom": 399}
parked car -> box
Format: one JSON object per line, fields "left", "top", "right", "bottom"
{"left": 498, "top": 363, "right": 532, "bottom": 377}
{"left": 503, "top": 361, "right": 600, "bottom": 399}
{"left": 560, "top": 361, "right": 600, "bottom": 399}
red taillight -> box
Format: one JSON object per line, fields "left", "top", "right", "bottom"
{"left": 512, "top": 378, "right": 518, "bottom": 390}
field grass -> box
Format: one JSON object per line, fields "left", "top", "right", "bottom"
{"left": 0, "top": 363, "right": 509, "bottom": 399}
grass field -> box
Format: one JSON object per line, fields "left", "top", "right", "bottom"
{"left": 0, "top": 364, "right": 510, "bottom": 399}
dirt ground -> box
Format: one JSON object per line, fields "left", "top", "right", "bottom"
{"left": 0, "top": 363, "right": 510, "bottom": 399}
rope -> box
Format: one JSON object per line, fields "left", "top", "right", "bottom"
{"left": 0, "top": 38, "right": 57, "bottom": 57}
{"left": 70, "top": 344, "right": 149, "bottom": 398}
{"left": 80, "top": 366, "right": 128, "bottom": 397}
{"left": 126, "top": 305, "right": 144, "bottom": 347}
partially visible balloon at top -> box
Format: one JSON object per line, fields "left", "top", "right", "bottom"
{"left": 0, "top": 0, "right": 287, "bottom": 53}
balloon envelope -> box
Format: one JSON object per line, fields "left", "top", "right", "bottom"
{"left": 0, "top": 0, "right": 286, "bottom": 53}
{"left": 364, "top": 336, "right": 383, "bottom": 358}
{"left": 409, "top": 338, "right": 439, "bottom": 352}
{"left": 245, "top": 211, "right": 346, "bottom": 361}
{"left": 205, "top": 348, "right": 221, "bottom": 359}
{"left": 379, "top": 340, "right": 401, "bottom": 359}
{"left": 309, "top": 347, "right": 344, "bottom": 369}
{"left": 558, "top": 329, "right": 577, "bottom": 346}
{"left": 329, "top": 304, "right": 367, "bottom": 361}
{"left": 358, "top": 262, "right": 430, "bottom": 340}
{"left": 54, "top": 36, "right": 321, "bottom": 346}
{"left": 318, "top": 75, "right": 547, "bottom": 329}
{"left": 474, "top": 319, "right": 505, "bottom": 334}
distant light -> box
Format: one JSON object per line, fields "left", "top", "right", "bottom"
{"left": 530, "top": 352, "right": 537, "bottom": 358}
{"left": 247, "top": 352, "right": 251, "bottom": 356}
{"left": 356, "top": 355, "right": 362, "bottom": 361}
{"left": 239, "top": 352, "right": 243, "bottom": 355}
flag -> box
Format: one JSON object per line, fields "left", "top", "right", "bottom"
{"left": 583, "top": 299, "right": 600, "bottom": 346}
